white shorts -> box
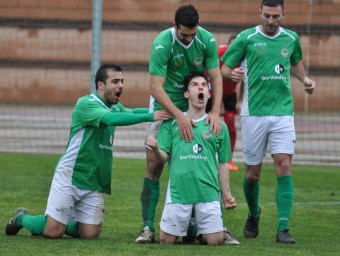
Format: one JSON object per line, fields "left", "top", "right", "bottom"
{"left": 145, "top": 120, "right": 163, "bottom": 149}
{"left": 146, "top": 94, "right": 163, "bottom": 138}
{"left": 159, "top": 201, "right": 223, "bottom": 237}
{"left": 241, "top": 116, "right": 296, "bottom": 165}
{"left": 45, "top": 177, "right": 104, "bottom": 225}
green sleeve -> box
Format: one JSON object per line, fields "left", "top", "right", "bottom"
{"left": 132, "top": 108, "right": 149, "bottom": 114}
{"left": 101, "top": 112, "right": 154, "bottom": 126}
{"left": 117, "top": 107, "right": 148, "bottom": 114}
{"left": 221, "top": 31, "right": 246, "bottom": 69}
{"left": 290, "top": 34, "right": 302, "bottom": 65}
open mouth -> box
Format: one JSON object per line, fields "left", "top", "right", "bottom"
{"left": 115, "top": 91, "right": 122, "bottom": 100}
{"left": 198, "top": 92, "right": 204, "bottom": 101}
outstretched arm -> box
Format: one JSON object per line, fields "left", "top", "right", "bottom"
{"left": 101, "top": 110, "right": 171, "bottom": 126}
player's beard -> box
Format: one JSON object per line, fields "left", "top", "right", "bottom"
{"left": 105, "top": 90, "right": 120, "bottom": 105}
{"left": 263, "top": 22, "right": 280, "bottom": 36}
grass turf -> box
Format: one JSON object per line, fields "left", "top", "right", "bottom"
{"left": 0, "top": 153, "right": 339, "bottom": 255}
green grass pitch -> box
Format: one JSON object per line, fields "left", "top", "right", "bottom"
{"left": 0, "top": 153, "right": 339, "bottom": 255}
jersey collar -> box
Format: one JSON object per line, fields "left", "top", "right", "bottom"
{"left": 90, "top": 93, "right": 112, "bottom": 111}
{"left": 183, "top": 112, "right": 208, "bottom": 122}
{"left": 171, "top": 27, "right": 195, "bottom": 49}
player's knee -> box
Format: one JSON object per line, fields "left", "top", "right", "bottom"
{"left": 79, "top": 223, "right": 102, "bottom": 239}
{"left": 146, "top": 157, "right": 164, "bottom": 179}
{"left": 246, "top": 167, "right": 261, "bottom": 183}
{"left": 79, "top": 228, "right": 101, "bottom": 239}
{"left": 203, "top": 233, "right": 224, "bottom": 245}
{"left": 277, "top": 161, "right": 292, "bottom": 175}
{"left": 44, "top": 228, "right": 64, "bottom": 239}
{"left": 159, "top": 231, "right": 177, "bottom": 244}
{"left": 44, "top": 217, "right": 66, "bottom": 239}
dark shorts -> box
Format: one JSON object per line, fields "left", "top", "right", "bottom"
{"left": 206, "top": 98, "right": 213, "bottom": 113}
{"left": 206, "top": 92, "right": 237, "bottom": 113}
{"left": 223, "top": 92, "right": 237, "bottom": 111}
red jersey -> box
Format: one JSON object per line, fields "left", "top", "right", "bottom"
{"left": 219, "top": 45, "right": 238, "bottom": 99}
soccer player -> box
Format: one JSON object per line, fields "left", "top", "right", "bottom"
{"left": 220, "top": 0, "right": 316, "bottom": 243}
{"left": 218, "top": 34, "right": 243, "bottom": 171}
{"left": 5, "top": 64, "right": 171, "bottom": 239}
{"left": 145, "top": 71, "right": 236, "bottom": 245}
{"left": 136, "top": 4, "right": 225, "bottom": 243}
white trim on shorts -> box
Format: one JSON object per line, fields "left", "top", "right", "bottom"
{"left": 241, "top": 116, "right": 296, "bottom": 165}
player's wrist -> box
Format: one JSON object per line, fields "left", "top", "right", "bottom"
{"left": 209, "top": 109, "right": 220, "bottom": 116}
{"left": 302, "top": 75, "right": 308, "bottom": 84}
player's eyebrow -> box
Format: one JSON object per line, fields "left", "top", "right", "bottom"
{"left": 111, "top": 78, "right": 124, "bottom": 84}
{"left": 190, "top": 81, "right": 207, "bottom": 86}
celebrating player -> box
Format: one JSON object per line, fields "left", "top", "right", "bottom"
{"left": 5, "top": 64, "right": 171, "bottom": 239}
{"left": 146, "top": 71, "right": 236, "bottom": 245}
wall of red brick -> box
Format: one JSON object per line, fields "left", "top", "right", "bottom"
{"left": 0, "top": 0, "right": 339, "bottom": 111}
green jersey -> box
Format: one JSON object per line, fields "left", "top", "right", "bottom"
{"left": 158, "top": 114, "right": 232, "bottom": 204}
{"left": 149, "top": 27, "right": 219, "bottom": 112}
{"left": 221, "top": 26, "right": 302, "bottom": 116}
{"left": 55, "top": 94, "right": 132, "bottom": 195}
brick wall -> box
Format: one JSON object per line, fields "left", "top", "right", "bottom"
{"left": 0, "top": 0, "right": 339, "bottom": 111}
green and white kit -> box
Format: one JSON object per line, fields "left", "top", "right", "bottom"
{"left": 221, "top": 25, "right": 303, "bottom": 116}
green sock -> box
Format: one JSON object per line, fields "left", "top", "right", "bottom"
{"left": 243, "top": 176, "right": 261, "bottom": 217}
{"left": 17, "top": 214, "right": 46, "bottom": 236}
{"left": 276, "top": 175, "right": 294, "bottom": 231}
{"left": 65, "top": 221, "right": 80, "bottom": 238}
{"left": 140, "top": 177, "right": 159, "bottom": 232}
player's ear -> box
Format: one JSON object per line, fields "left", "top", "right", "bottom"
{"left": 97, "top": 81, "right": 105, "bottom": 90}
{"left": 184, "top": 91, "right": 190, "bottom": 99}
{"left": 171, "top": 21, "right": 176, "bottom": 29}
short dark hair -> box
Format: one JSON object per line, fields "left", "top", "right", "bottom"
{"left": 175, "top": 4, "right": 199, "bottom": 29}
{"left": 261, "top": 0, "right": 284, "bottom": 10}
{"left": 95, "top": 64, "right": 122, "bottom": 90}
{"left": 183, "top": 71, "right": 207, "bottom": 92}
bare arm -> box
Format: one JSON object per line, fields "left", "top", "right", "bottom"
{"left": 221, "top": 64, "right": 244, "bottom": 82}
{"left": 207, "top": 67, "right": 223, "bottom": 115}
{"left": 150, "top": 75, "right": 182, "bottom": 117}
{"left": 218, "top": 162, "right": 236, "bottom": 209}
{"left": 290, "top": 61, "right": 316, "bottom": 95}
{"left": 145, "top": 135, "right": 169, "bottom": 163}
{"left": 206, "top": 67, "right": 223, "bottom": 135}
{"left": 150, "top": 75, "right": 193, "bottom": 142}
